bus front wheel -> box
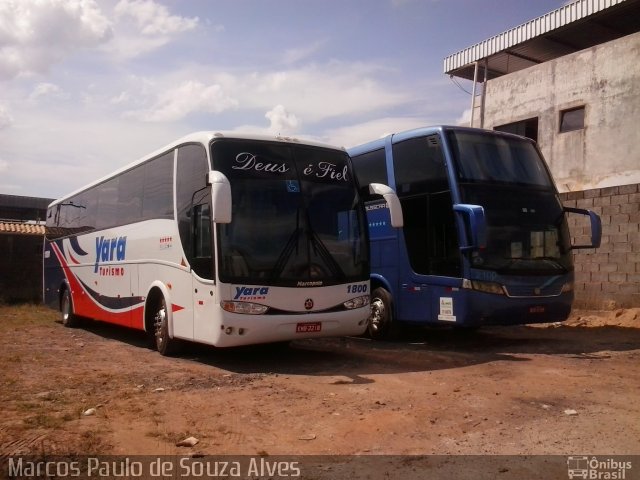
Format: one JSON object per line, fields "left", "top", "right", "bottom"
{"left": 368, "top": 287, "right": 394, "bottom": 340}
{"left": 61, "top": 288, "right": 80, "bottom": 328}
{"left": 152, "top": 296, "right": 179, "bottom": 356}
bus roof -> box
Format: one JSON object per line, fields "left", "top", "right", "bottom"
{"left": 49, "top": 131, "right": 346, "bottom": 208}
{"left": 347, "top": 125, "right": 531, "bottom": 157}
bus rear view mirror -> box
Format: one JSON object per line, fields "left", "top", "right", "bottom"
{"left": 368, "top": 183, "right": 404, "bottom": 228}
{"left": 454, "top": 204, "right": 487, "bottom": 252}
{"left": 564, "top": 207, "right": 602, "bottom": 249}
{"left": 207, "top": 170, "right": 232, "bottom": 224}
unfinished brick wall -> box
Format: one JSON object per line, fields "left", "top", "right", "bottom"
{"left": 560, "top": 183, "right": 640, "bottom": 309}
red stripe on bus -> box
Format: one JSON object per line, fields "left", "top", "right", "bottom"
{"left": 50, "top": 243, "right": 160, "bottom": 331}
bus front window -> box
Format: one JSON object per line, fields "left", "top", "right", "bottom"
{"left": 212, "top": 140, "right": 369, "bottom": 286}
{"left": 449, "top": 131, "right": 572, "bottom": 274}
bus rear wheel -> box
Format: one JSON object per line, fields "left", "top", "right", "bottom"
{"left": 368, "top": 287, "right": 394, "bottom": 340}
{"left": 61, "top": 288, "right": 80, "bottom": 328}
{"left": 152, "top": 297, "right": 179, "bottom": 356}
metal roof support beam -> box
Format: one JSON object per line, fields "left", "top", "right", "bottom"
{"left": 503, "top": 50, "right": 544, "bottom": 66}
{"left": 470, "top": 61, "right": 479, "bottom": 128}
{"left": 480, "top": 58, "right": 488, "bottom": 128}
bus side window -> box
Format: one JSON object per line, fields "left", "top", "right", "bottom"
{"left": 351, "top": 148, "right": 387, "bottom": 200}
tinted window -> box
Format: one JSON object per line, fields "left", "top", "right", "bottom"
{"left": 96, "top": 178, "right": 118, "bottom": 229}
{"left": 176, "top": 144, "right": 212, "bottom": 278}
{"left": 351, "top": 148, "right": 387, "bottom": 199}
{"left": 213, "top": 139, "right": 368, "bottom": 286}
{"left": 449, "top": 131, "right": 553, "bottom": 187}
{"left": 390, "top": 135, "right": 459, "bottom": 276}
{"left": 393, "top": 135, "right": 448, "bottom": 196}
{"left": 117, "top": 165, "right": 144, "bottom": 225}
{"left": 142, "top": 151, "right": 174, "bottom": 220}
{"left": 48, "top": 150, "right": 175, "bottom": 237}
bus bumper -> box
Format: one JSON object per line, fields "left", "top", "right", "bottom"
{"left": 209, "top": 307, "right": 370, "bottom": 348}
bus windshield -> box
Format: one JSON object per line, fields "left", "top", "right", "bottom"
{"left": 213, "top": 140, "right": 368, "bottom": 287}
{"left": 448, "top": 131, "right": 572, "bottom": 274}
{"left": 449, "top": 130, "right": 554, "bottom": 187}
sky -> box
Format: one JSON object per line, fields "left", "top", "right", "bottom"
{"left": 0, "top": 0, "right": 566, "bottom": 199}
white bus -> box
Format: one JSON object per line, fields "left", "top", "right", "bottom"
{"left": 43, "top": 132, "right": 402, "bottom": 354}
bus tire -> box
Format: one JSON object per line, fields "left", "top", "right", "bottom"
{"left": 368, "top": 287, "right": 395, "bottom": 340}
{"left": 152, "top": 296, "right": 179, "bottom": 356}
{"left": 61, "top": 288, "right": 81, "bottom": 328}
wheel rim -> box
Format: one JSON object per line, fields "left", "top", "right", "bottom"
{"left": 369, "top": 297, "right": 385, "bottom": 333}
{"left": 154, "top": 301, "right": 167, "bottom": 348}
{"left": 62, "top": 294, "right": 70, "bottom": 322}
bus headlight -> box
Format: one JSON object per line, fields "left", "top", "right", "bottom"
{"left": 343, "top": 295, "right": 370, "bottom": 310}
{"left": 470, "top": 280, "right": 506, "bottom": 296}
{"left": 221, "top": 301, "right": 269, "bottom": 315}
{"left": 561, "top": 281, "right": 574, "bottom": 293}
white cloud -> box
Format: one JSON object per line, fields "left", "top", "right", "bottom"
{"left": 103, "top": 0, "right": 200, "bottom": 61}
{"left": 28, "top": 82, "right": 68, "bottom": 102}
{"left": 324, "top": 117, "right": 432, "bottom": 149}
{"left": 218, "top": 62, "right": 410, "bottom": 123}
{"left": 114, "top": 0, "right": 198, "bottom": 36}
{"left": 456, "top": 108, "right": 471, "bottom": 126}
{"left": 0, "top": 158, "right": 8, "bottom": 172}
{"left": 282, "top": 40, "right": 327, "bottom": 65}
{"left": 110, "top": 91, "right": 130, "bottom": 105}
{"left": 265, "top": 105, "right": 300, "bottom": 135}
{"left": 0, "top": 106, "right": 13, "bottom": 129}
{"left": 124, "top": 80, "right": 238, "bottom": 122}
{"left": 0, "top": 0, "right": 112, "bottom": 80}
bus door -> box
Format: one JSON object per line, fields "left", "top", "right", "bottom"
{"left": 191, "top": 200, "right": 215, "bottom": 341}
{"left": 176, "top": 144, "right": 213, "bottom": 341}
{"left": 395, "top": 192, "right": 462, "bottom": 324}
{"left": 391, "top": 135, "right": 463, "bottom": 325}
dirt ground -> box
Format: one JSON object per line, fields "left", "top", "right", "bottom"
{"left": 1, "top": 304, "right": 639, "bottom": 475}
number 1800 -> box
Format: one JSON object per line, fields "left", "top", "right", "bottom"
{"left": 347, "top": 284, "right": 368, "bottom": 294}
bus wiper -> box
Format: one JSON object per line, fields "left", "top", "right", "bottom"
{"left": 308, "top": 227, "right": 346, "bottom": 279}
{"left": 533, "top": 257, "right": 565, "bottom": 270}
{"left": 271, "top": 227, "right": 302, "bottom": 280}
{"left": 498, "top": 256, "right": 565, "bottom": 273}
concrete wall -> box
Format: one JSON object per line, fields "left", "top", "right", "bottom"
{"left": 561, "top": 183, "right": 640, "bottom": 309}
{"left": 480, "top": 30, "right": 640, "bottom": 193}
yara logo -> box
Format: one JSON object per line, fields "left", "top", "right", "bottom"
{"left": 94, "top": 236, "right": 127, "bottom": 273}
{"left": 234, "top": 286, "right": 269, "bottom": 299}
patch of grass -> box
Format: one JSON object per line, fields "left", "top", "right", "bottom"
{"left": 24, "top": 413, "right": 65, "bottom": 429}
{"left": 0, "top": 304, "right": 58, "bottom": 331}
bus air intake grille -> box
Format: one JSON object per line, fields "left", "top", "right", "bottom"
{"left": 503, "top": 285, "right": 563, "bottom": 298}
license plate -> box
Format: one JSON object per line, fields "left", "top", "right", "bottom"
{"left": 529, "top": 306, "right": 545, "bottom": 313}
{"left": 296, "top": 322, "right": 322, "bottom": 333}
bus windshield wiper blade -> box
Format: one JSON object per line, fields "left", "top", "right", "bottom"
{"left": 308, "top": 228, "right": 345, "bottom": 279}
{"left": 271, "top": 227, "right": 302, "bottom": 280}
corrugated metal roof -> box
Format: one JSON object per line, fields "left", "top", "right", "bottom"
{"left": 444, "top": 0, "right": 640, "bottom": 80}
{"left": 0, "top": 222, "right": 45, "bottom": 236}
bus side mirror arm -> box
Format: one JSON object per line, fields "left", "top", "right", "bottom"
{"left": 454, "top": 204, "right": 487, "bottom": 252}
{"left": 564, "top": 207, "right": 602, "bottom": 249}
{"left": 207, "top": 170, "right": 232, "bottom": 224}
{"left": 368, "top": 183, "right": 404, "bottom": 228}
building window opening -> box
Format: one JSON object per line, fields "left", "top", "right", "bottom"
{"left": 494, "top": 117, "right": 538, "bottom": 142}
{"left": 559, "top": 106, "right": 585, "bottom": 133}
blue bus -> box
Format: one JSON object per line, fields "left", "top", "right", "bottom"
{"left": 349, "top": 126, "right": 601, "bottom": 339}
